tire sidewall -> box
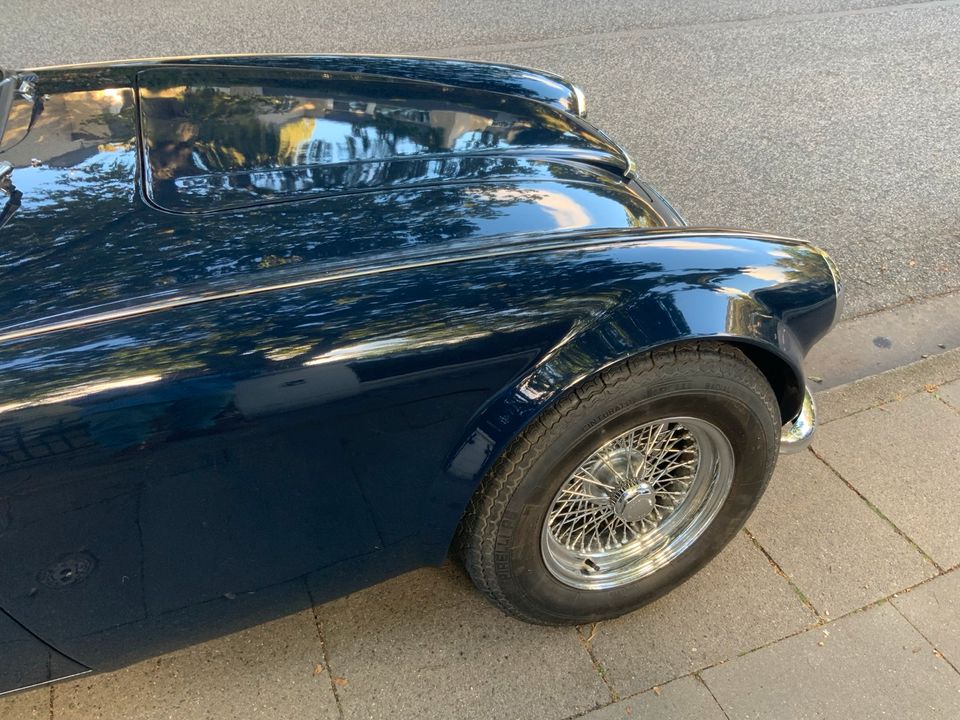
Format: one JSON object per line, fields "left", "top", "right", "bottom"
{"left": 494, "top": 371, "right": 777, "bottom": 623}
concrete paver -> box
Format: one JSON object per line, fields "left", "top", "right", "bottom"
{"left": 813, "top": 391, "right": 960, "bottom": 568}
{"left": 746, "top": 451, "right": 936, "bottom": 618}
{"left": 937, "top": 378, "right": 960, "bottom": 412}
{"left": 0, "top": 688, "right": 48, "bottom": 719}
{"left": 893, "top": 570, "right": 960, "bottom": 669}
{"left": 802, "top": 289, "right": 960, "bottom": 389}
{"left": 53, "top": 610, "right": 338, "bottom": 720}
{"left": 815, "top": 343, "right": 960, "bottom": 423}
{"left": 578, "top": 675, "right": 725, "bottom": 720}
{"left": 317, "top": 563, "right": 609, "bottom": 720}
{"left": 702, "top": 602, "right": 960, "bottom": 719}
{"left": 586, "top": 534, "right": 816, "bottom": 697}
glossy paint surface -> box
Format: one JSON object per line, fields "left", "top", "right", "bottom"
{"left": 0, "top": 58, "right": 837, "bottom": 693}
{"left": 137, "top": 65, "right": 623, "bottom": 213}
{"left": 0, "top": 65, "right": 640, "bottom": 332}
{"left": 0, "top": 608, "right": 86, "bottom": 693}
{"left": 31, "top": 54, "right": 589, "bottom": 116}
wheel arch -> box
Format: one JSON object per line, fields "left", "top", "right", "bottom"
{"left": 423, "top": 325, "right": 805, "bottom": 562}
{"left": 724, "top": 338, "right": 804, "bottom": 425}
{"left": 422, "top": 228, "right": 838, "bottom": 561}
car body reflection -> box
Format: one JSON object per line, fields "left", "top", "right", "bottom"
{"left": 0, "top": 56, "right": 839, "bottom": 693}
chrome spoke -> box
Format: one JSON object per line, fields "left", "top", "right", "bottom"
{"left": 573, "top": 468, "right": 616, "bottom": 492}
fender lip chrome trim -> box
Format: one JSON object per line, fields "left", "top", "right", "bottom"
{"left": 780, "top": 385, "right": 817, "bottom": 454}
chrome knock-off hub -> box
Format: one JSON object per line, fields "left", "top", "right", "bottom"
{"left": 613, "top": 482, "right": 656, "bottom": 522}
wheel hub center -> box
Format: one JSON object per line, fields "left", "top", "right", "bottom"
{"left": 613, "top": 482, "right": 656, "bottom": 522}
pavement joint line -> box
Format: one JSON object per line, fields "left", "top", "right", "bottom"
{"left": 586, "top": 617, "right": 836, "bottom": 708}
{"left": 557, "top": 695, "right": 614, "bottom": 720}
{"left": 807, "top": 447, "right": 946, "bottom": 573}
{"left": 688, "top": 591, "right": 945, "bottom": 685}
{"left": 693, "top": 671, "right": 732, "bottom": 720}
{"left": 558, "top": 568, "right": 960, "bottom": 720}
{"left": 433, "top": 0, "right": 960, "bottom": 57}
{"left": 934, "top": 393, "right": 960, "bottom": 416}
{"left": 305, "top": 580, "right": 345, "bottom": 720}
{"left": 598, "top": 569, "right": 960, "bottom": 704}
{"left": 556, "top": 669, "right": 703, "bottom": 720}
{"left": 741, "top": 526, "right": 826, "bottom": 623}
{"left": 889, "top": 601, "right": 960, "bottom": 678}
{"left": 883, "top": 565, "right": 958, "bottom": 599}
{"left": 576, "top": 625, "right": 620, "bottom": 703}
{"left": 814, "top": 346, "right": 960, "bottom": 426}
{"left": 47, "top": 684, "right": 53, "bottom": 720}
{"left": 817, "top": 392, "right": 909, "bottom": 428}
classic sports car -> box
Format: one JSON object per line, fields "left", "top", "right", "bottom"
{"left": 0, "top": 55, "right": 840, "bottom": 695}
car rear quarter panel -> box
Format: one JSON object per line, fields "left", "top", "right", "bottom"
{"left": 0, "top": 230, "right": 835, "bottom": 682}
{"left": 0, "top": 61, "right": 836, "bottom": 690}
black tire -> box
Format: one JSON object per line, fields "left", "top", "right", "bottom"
{"left": 458, "top": 341, "right": 780, "bottom": 625}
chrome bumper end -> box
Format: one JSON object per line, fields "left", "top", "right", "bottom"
{"left": 780, "top": 386, "right": 817, "bottom": 454}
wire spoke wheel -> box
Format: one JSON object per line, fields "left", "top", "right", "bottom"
{"left": 461, "top": 343, "right": 779, "bottom": 623}
{"left": 541, "top": 416, "right": 735, "bottom": 590}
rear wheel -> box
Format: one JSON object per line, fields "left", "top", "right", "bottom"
{"left": 459, "top": 342, "right": 780, "bottom": 624}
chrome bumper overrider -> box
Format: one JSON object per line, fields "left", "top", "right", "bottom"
{"left": 779, "top": 386, "right": 817, "bottom": 454}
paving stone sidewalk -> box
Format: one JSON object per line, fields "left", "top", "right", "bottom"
{"left": 5, "top": 349, "right": 960, "bottom": 720}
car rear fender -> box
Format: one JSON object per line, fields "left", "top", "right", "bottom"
{"left": 425, "top": 231, "right": 839, "bottom": 557}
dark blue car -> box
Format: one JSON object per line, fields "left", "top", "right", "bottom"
{"left": 0, "top": 55, "right": 840, "bottom": 695}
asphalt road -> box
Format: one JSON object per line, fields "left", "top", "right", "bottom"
{"left": 3, "top": 0, "right": 959, "bottom": 319}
